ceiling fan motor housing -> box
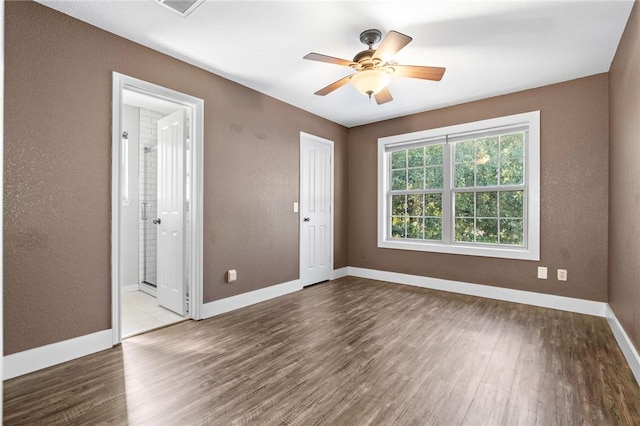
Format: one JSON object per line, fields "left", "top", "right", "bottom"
{"left": 359, "top": 29, "right": 382, "bottom": 47}
{"left": 354, "top": 30, "right": 384, "bottom": 68}
{"left": 353, "top": 49, "right": 377, "bottom": 65}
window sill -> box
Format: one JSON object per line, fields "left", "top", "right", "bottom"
{"left": 378, "top": 239, "right": 540, "bottom": 261}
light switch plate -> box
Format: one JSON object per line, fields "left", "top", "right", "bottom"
{"left": 293, "top": 202, "right": 299, "bottom": 213}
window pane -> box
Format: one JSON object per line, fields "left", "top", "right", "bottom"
{"left": 426, "top": 144, "right": 443, "bottom": 165}
{"left": 425, "top": 218, "right": 442, "bottom": 240}
{"left": 407, "top": 217, "right": 424, "bottom": 239}
{"left": 455, "top": 163, "right": 474, "bottom": 187}
{"left": 476, "top": 191, "right": 497, "bottom": 217}
{"left": 500, "top": 132, "right": 524, "bottom": 158}
{"left": 408, "top": 147, "right": 424, "bottom": 167}
{"left": 455, "top": 140, "right": 474, "bottom": 162}
{"left": 476, "top": 136, "right": 498, "bottom": 162}
{"left": 407, "top": 168, "right": 424, "bottom": 190}
{"left": 455, "top": 192, "right": 474, "bottom": 217}
{"left": 476, "top": 160, "right": 498, "bottom": 186}
{"left": 477, "top": 219, "right": 498, "bottom": 243}
{"left": 407, "top": 194, "right": 424, "bottom": 216}
{"left": 499, "top": 191, "right": 523, "bottom": 218}
{"left": 391, "top": 150, "right": 406, "bottom": 169}
{"left": 424, "top": 194, "right": 442, "bottom": 217}
{"left": 392, "top": 195, "right": 406, "bottom": 216}
{"left": 425, "top": 166, "right": 443, "bottom": 189}
{"left": 500, "top": 219, "right": 524, "bottom": 245}
{"left": 500, "top": 158, "right": 524, "bottom": 185}
{"left": 391, "top": 169, "right": 407, "bottom": 190}
{"left": 392, "top": 216, "right": 406, "bottom": 238}
{"left": 455, "top": 218, "right": 475, "bottom": 242}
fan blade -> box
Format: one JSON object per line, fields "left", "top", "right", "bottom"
{"left": 303, "top": 53, "right": 355, "bottom": 67}
{"left": 374, "top": 87, "right": 393, "bottom": 105}
{"left": 392, "top": 65, "right": 446, "bottom": 81}
{"left": 314, "top": 74, "right": 353, "bottom": 96}
{"left": 372, "top": 30, "right": 412, "bottom": 63}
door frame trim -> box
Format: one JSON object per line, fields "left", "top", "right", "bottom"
{"left": 111, "top": 72, "right": 204, "bottom": 345}
{"left": 299, "top": 132, "right": 334, "bottom": 287}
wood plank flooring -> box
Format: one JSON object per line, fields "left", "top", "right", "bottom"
{"left": 4, "top": 277, "right": 640, "bottom": 425}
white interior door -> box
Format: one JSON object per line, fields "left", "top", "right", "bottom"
{"left": 157, "top": 109, "right": 186, "bottom": 315}
{"left": 300, "top": 133, "right": 333, "bottom": 286}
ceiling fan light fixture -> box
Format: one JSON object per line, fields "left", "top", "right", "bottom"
{"left": 350, "top": 69, "right": 391, "bottom": 97}
{"left": 304, "top": 29, "right": 445, "bottom": 103}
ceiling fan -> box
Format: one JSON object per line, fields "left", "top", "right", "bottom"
{"left": 304, "top": 29, "right": 446, "bottom": 105}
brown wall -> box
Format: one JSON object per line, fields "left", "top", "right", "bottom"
{"left": 3, "top": 1, "right": 621, "bottom": 359}
{"left": 4, "top": 2, "right": 348, "bottom": 355}
{"left": 609, "top": 2, "right": 640, "bottom": 355}
{"left": 348, "top": 74, "right": 609, "bottom": 302}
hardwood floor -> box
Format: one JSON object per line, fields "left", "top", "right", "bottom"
{"left": 4, "top": 277, "right": 640, "bottom": 425}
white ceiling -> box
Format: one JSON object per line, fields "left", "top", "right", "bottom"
{"left": 38, "top": 0, "right": 634, "bottom": 128}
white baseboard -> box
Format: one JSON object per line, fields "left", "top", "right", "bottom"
{"left": 4, "top": 329, "right": 112, "bottom": 380}
{"left": 201, "top": 279, "right": 302, "bottom": 319}
{"left": 332, "top": 267, "right": 348, "bottom": 280}
{"left": 605, "top": 305, "right": 640, "bottom": 386}
{"left": 347, "top": 267, "right": 607, "bottom": 317}
{"left": 122, "top": 284, "right": 139, "bottom": 293}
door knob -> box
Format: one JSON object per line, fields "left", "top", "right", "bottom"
{"left": 303, "top": 217, "right": 310, "bottom": 222}
{"left": 153, "top": 218, "right": 161, "bottom": 225}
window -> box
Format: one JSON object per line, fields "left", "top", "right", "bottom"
{"left": 378, "top": 111, "right": 540, "bottom": 261}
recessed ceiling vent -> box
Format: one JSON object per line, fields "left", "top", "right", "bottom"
{"left": 155, "top": 0, "right": 205, "bottom": 17}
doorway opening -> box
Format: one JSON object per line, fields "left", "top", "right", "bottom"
{"left": 111, "top": 73, "right": 204, "bottom": 345}
{"left": 121, "top": 94, "right": 186, "bottom": 337}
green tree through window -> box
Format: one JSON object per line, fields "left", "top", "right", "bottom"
{"left": 389, "top": 144, "right": 443, "bottom": 241}
{"left": 452, "top": 132, "right": 525, "bottom": 246}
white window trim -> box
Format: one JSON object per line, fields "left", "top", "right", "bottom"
{"left": 378, "top": 110, "right": 540, "bottom": 261}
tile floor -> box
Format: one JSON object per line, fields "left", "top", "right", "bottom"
{"left": 122, "top": 290, "right": 186, "bottom": 338}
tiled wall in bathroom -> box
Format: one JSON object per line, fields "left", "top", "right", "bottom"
{"left": 138, "top": 108, "right": 164, "bottom": 285}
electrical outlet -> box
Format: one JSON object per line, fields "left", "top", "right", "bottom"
{"left": 557, "top": 269, "right": 567, "bottom": 281}
{"left": 537, "top": 266, "right": 548, "bottom": 279}
{"left": 227, "top": 269, "right": 237, "bottom": 283}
